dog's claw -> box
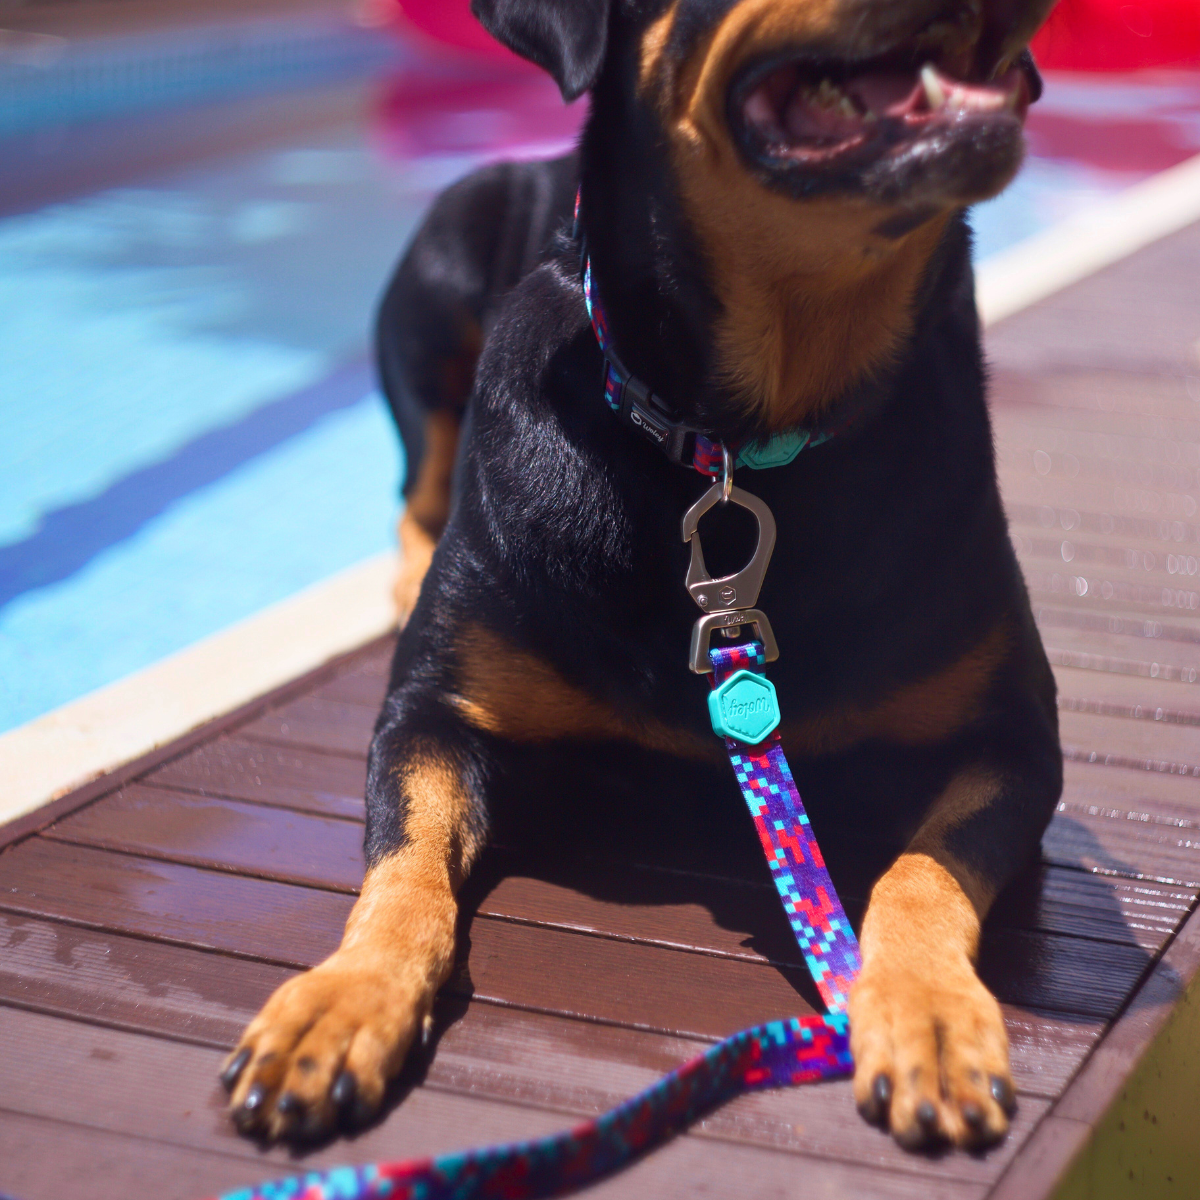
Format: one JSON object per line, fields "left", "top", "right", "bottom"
{"left": 234, "top": 1083, "right": 268, "bottom": 1133}
{"left": 858, "top": 1073, "right": 892, "bottom": 1125}
{"left": 991, "top": 1075, "right": 1017, "bottom": 1116}
{"left": 916, "top": 1100, "right": 938, "bottom": 1133}
{"left": 220, "top": 1048, "right": 251, "bottom": 1093}
{"left": 276, "top": 1092, "right": 304, "bottom": 1118}
{"left": 331, "top": 1070, "right": 358, "bottom": 1114}
{"left": 962, "top": 1102, "right": 985, "bottom": 1130}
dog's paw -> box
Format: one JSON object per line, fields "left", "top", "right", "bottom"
{"left": 220, "top": 949, "right": 434, "bottom": 1143}
{"left": 847, "top": 959, "right": 1015, "bottom": 1150}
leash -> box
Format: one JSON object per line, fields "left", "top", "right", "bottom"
{"left": 197, "top": 219, "right": 860, "bottom": 1200}
{"left": 208, "top": 626, "right": 859, "bottom": 1200}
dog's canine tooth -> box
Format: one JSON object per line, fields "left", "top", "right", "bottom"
{"left": 920, "top": 64, "right": 947, "bottom": 110}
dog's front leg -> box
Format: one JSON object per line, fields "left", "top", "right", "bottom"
{"left": 847, "top": 749, "right": 1057, "bottom": 1149}
{"left": 222, "top": 725, "right": 486, "bottom": 1142}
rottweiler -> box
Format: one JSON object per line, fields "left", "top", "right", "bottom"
{"left": 222, "top": 0, "right": 1060, "bottom": 1153}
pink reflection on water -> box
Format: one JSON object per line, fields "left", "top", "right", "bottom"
{"left": 371, "top": 65, "right": 587, "bottom": 164}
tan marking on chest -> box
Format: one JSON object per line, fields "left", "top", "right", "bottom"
{"left": 651, "top": 0, "right": 950, "bottom": 430}
{"left": 782, "top": 621, "right": 1011, "bottom": 756}
{"left": 452, "top": 624, "right": 718, "bottom": 760}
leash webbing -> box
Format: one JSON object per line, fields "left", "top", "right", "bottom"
{"left": 210, "top": 641, "right": 860, "bottom": 1200}
{"left": 709, "top": 641, "right": 861, "bottom": 1013}
{"left": 194, "top": 207, "right": 865, "bottom": 1200}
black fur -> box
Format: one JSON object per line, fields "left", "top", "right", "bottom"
{"left": 369, "top": 0, "right": 1060, "bottom": 947}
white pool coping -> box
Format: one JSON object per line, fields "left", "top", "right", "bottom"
{"left": 0, "top": 552, "right": 395, "bottom": 828}
{"left": 3, "top": 149, "right": 1200, "bottom": 833}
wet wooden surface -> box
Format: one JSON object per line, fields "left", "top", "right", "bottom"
{"left": 3, "top": 222, "right": 1200, "bottom": 1199}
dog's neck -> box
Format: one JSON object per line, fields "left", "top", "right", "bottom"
{"left": 578, "top": 77, "right": 976, "bottom": 447}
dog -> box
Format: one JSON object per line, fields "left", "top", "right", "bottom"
{"left": 221, "top": 0, "right": 1061, "bottom": 1153}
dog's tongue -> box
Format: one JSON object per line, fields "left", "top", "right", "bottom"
{"left": 845, "top": 72, "right": 924, "bottom": 116}
{"left": 782, "top": 71, "right": 922, "bottom": 143}
{"left": 748, "top": 62, "right": 1027, "bottom": 152}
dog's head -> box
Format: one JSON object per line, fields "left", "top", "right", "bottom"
{"left": 472, "top": 0, "right": 1052, "bottom": 431}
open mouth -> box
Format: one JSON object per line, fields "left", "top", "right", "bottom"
{"left": 732, "top": 48, "right": 1034, "bottom": 176}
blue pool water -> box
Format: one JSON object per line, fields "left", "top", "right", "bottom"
{"left": 2, "top": 17, "right": 1197, "bottom": 733}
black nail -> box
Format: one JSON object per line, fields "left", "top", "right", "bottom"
{"left": 276, "top": 1092, "right": 305, "bottom": 1120}
{"left": 220, "top": 1049, "right": 251, "bottom": 1093}
{"left": 916, "top": 1101, "right": 938, "bottom": 1131}
{"left": 963, "top": 1102, "right": 985, "bottom": 1129}
{"left": 990, "top": 1075, "right": 1017, "bottom": 1116}
{"left": 233, "top": 1083, "right": 267, "bottom": 1132}
{"left": 331, "top": 1070, "right": 357, "bottom": 1112}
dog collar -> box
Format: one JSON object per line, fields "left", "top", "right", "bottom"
{"left": 577, "top": 198, "right": 831, "bottom": 477}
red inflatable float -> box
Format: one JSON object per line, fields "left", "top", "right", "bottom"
{"left": 390, "top": 0, "right": 1200, "bottom": 73}
{"left": 1032, "top": 0, "right": 1200, "bottom": 71}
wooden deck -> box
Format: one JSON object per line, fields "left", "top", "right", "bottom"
{"left": 4, "top": 221, "right": 1200, "bottom": 1199}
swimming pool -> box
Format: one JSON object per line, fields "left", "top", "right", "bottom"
{"left": 2, "top": 12, "right": 1198, "bottom": 734}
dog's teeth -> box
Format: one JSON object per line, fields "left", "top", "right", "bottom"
{"left": 920, "top": 64, "right": 947, "bottom": 110}
{"left": 838, "top": 96, "right": 857, "bottom": 118}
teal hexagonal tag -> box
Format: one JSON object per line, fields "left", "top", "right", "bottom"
{"left": 708, "top": 670, "right": 781, "bottom": 744}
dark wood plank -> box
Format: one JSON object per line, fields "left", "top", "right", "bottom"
{"left": 1063, "top": 757, "right": 1200, "bottom": 821}
{"left": 1045, "top": 802, "right": 1200, "bottom": 889}
{"left": 990, "top": 902, "right": 1200, "bottom": 1200}
{"left": 990, "top": 363, "right": 1200, "bottom": 426}
{"left": 0, "top": 838, "right": 352, "bottom": 968}
{"left": 988, "top": 865, "right": 1191, "bottom": 953}
{"left": 0, "top": 1004, "right": 1005, "bottom": 1195}
{"left": 1052, "top": 899, "right": 1200, "bottom": 1129}
{"left": 46, "top": 777, "right": 1195, "bottom": 955}
{"left": 0, "top": 912, "right": 294, "bottom": 1047}
{"left": 1042, "top": 621, "right": 1200, "bottom": 677}
{"left": 984, "top": 220, "right": 1200, "bottom": 378}
{"left": 0, "top": 905, "right": 1098, "bottom": 1110}
{"left": 0, "top": 1108, "right": 297, "bottom": 1200}
{"left": 143, "top": 738, "right": 367, "bottom": 820}
{"left": 0, "top": 838, "right": 1132, "bottom": 1039}
{"left": 1059, "top": 708, "right": 1200, "bottom": 775}
{"left": 1054, "top": 665, "right": 1200, "bottom": 721}
{"left": 984, "top": 1114, "right": 1092, "bottom": 1200}
{"left": 239, "top": 694, "right": 376, "bottom": 757}
{"left": 0, "top": 636, "right": 392, "bottom": 852}
{"left": 310, "top": 663, "right": 390, "bottom": 710}
{"left": 44, "top": 784, "right": 366, "bottom": 892}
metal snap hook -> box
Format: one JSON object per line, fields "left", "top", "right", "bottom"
{"left": 681, "top": 465, "right": 780, "bottom": 673}
{"left": 681, "top": 481, "right": 777, "bottom": 616}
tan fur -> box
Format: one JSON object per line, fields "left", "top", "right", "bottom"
{"left": 394, "top": 410, "right": 460, "bottom": 622}
{"left": 644, "top": 0, "right": 953, "bottom": 429}
{"left": 783, "top": 621, "right": 1010, "bottom": 756}
{"left": 848, "top": 771, "right": 1013, "bottom": 1148}
{"left": 225, "top": 750, "right": 480, "bottom": 1138}
{"left": 452, "top": 623, "right": 720, "bottom": 760}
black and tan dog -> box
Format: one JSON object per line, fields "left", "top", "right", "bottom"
{"left": 222, "top": 0, "right": 1062, "bottom": 1153}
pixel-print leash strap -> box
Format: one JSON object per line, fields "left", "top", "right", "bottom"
{"left": 207, "top": 640, "right": 861, "bottom": 1200}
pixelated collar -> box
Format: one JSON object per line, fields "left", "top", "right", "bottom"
{"left": 576, "top": 199, "right": 832, "bottom": 477}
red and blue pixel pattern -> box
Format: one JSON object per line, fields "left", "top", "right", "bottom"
{"left": 210, "top": 1016, "right": 851, "bottom": 1200}
{"left": 710, "top": 642, "right": 862, "bottom": 1014}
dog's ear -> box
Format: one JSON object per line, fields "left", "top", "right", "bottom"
{"left": 470, "top": 0, "right": 612, "bottom": 102}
